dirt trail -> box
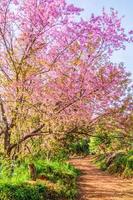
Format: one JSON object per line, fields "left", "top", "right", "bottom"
{"left": 70, "top": 157, "right": 133, "bottom": 200}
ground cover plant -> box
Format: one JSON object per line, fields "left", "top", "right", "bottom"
{"left": 0, "top": 157, "right": 79, "bottom": 200}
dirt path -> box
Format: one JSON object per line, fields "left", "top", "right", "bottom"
{"left": 70, "top": 157, "right": 133, "bottom": 200}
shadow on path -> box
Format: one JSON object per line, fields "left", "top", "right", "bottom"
{"left": 70, "top": 157, "right": 133, "bottom": 200}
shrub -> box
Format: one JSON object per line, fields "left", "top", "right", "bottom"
{"left": 0, "top": 158, "right": 79, "bottom": 199}
{"left": 89, "top": 137, "right": 101, "bottom": 154}
{"left": 69, "top": 139, "right": 90, "bottom": 156}
{"left": 34, "top": 159, "right": 79, "bottom": 199}
{"left": 96, "top": 151, "right": 133, "bottom": 178}
{"left": 0, "top": 160, "right": 29, "bottom": 184}
{"left": 93, "top": 154, "right": 107, "bottom": 171}
{"left": 0, "top": 157, "right": 79, "bottom": 200}
{"left": 0, "top": 183, "right": 45, "bottom": 200}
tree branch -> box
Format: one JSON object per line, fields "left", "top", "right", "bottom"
{"left": 9, "top": 124, "right": 45, "bottom": 152}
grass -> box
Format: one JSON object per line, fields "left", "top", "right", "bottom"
{"left": 34, "top": 159, "right": 80, "bottom": 199}
{"left": 0, "top": 158, "right": 79, "bottom": 200}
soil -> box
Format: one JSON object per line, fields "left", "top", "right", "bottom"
{"left": 70, "top": 157, "right": 133, "bottom": 200}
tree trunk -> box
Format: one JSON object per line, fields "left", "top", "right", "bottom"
{"left": 28, "top": 163, "right": 37, "bottom": 181}
{"left": 4, "top": 130, "right": 11, "bottom": 157}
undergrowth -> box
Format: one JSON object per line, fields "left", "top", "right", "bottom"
{"left": 0, "top": 157, "right": 79, "bottom": 200}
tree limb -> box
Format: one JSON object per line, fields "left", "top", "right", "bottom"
{"left": 9, "top": 124, "right": 45, "bottom": 152}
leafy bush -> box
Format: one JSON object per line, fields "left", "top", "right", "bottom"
{"left": 0, "top": 159, "right": 29, "bottom": 184}
{"left": 69, "top": 139, "right": 90, "bottom": 156}
{"left": 94, "top": 150, "right": 133, "bottom": 178}
{"left": 107, "top": 152, "right": 127, "bottom": 174}
{"left": 89, "top": 137, "right": 102, "bottom": 154}
{"left": 0, "top": 183, "right": 45, "bottom": 200}
{"left": 93, "top": 154, "right": 107, "bottom": 171}
{"left": 34, "top": 159, "right": 79, "bottom": 199}
{"left": 0, "top": 158, "right": 79, "bottom": 200}
{"left": 89, "top": 123, "right": 133, "bottom": 178}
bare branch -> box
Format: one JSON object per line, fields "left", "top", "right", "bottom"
{"left": 9, "top": 124, "right": 45, "bottom": 152}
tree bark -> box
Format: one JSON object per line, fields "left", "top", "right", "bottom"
{"left": 28, "top": 163, "right": 37, "bottom": 181}
{"left": 0, "top": 96, "right": 11, "bottom": 157}
{"left": 4, "top": 130, "right": 11, "bottom": 156}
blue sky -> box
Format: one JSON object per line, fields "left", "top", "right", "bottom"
{"left": 68, "top": 0, "right": 133, "bottom": 78}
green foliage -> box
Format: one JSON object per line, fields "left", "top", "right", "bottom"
{"left": 94, "top": 150, "right": 133, "bottom": 178}
{"left": 0, "top": 157, "right": 79, "bottom": 200}
{"left": 107, "top": 152, "right": 127, "bottom": 174}
{"left": 35, "top": 159, "right": 78, "bottom": 177}
{"left": 34, "top": 159, "right": 79, "bottom": 199}
{"left": 89, "top": 137, "right": 102, "bottom": 154}
{"left": 0, "top": 159, "right": 29, "bottom": 184}
{"left": 89, "top": 117, "right": 133, "bottom": 178}
{"left": 69, "top": 139, "right": 90, "bottom": 156}
{"left": 51, "top": 148, "right": 69, "bottom": 161}
{"left": 93, "top": 154, "right": 107, "bottom": 171}
{"left": 0, "top": 183, "right": 45, "bottom": 200}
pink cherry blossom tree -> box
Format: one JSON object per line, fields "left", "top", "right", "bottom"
{"left": 0, "top": 0, "right": 132, "bottom": 158}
